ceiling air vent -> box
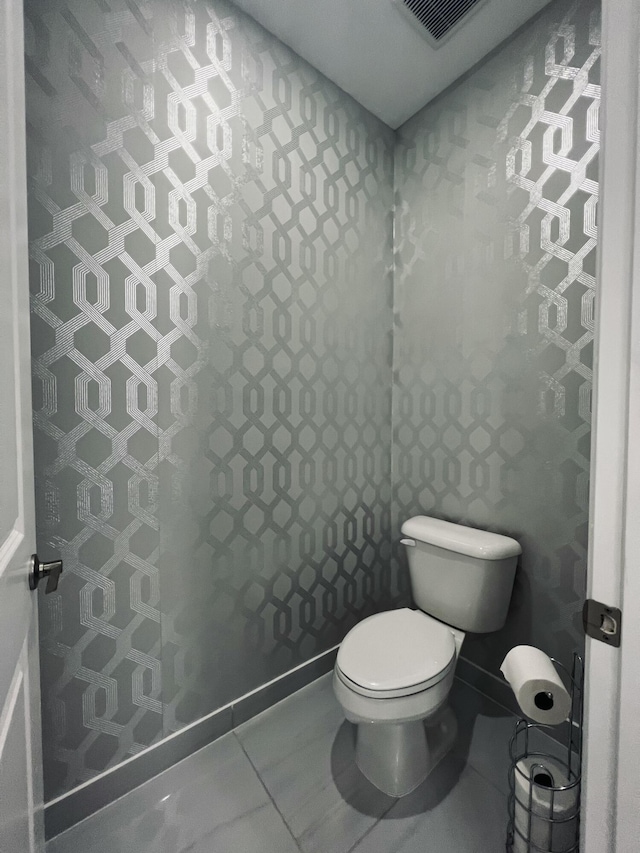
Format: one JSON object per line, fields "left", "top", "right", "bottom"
{"left": 393, "top": 0, "right": 490, "bottom": 47}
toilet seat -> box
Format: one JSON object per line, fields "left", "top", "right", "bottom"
{"left": 336, "top": 608, "right": 456, "bottom": 699}
{"left": 335, "top": 661, "right": 455, "bottom": 699}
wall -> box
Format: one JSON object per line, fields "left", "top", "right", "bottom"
{"left": 27, "top": 0, "right": 601, "bottom": 806}
{"left": 393, "top": 0, "right": 600, "bottom": 676}
{"left": 26, "top": 0, "right": 394, "bottom": 800}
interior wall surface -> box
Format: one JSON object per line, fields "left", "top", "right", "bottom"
{"left": 26, "top": 0, "right": 394, "bottom": 800}
{"left": 392, "top": 0, "right": 600, "bottom": 677}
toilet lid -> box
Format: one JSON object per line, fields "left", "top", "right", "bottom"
{"left": 337, "top": 608, "right": 456, "bottom": 692}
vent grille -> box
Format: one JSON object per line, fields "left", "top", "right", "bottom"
{"left": 402, "top": 0, "right": 484, "bottom": 41}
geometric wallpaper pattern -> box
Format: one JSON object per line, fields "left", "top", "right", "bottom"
{"left": 26, "top": 0, "right": 599, "bottom": 803}
{"left": 393, "top": 0, "right": 600, "bottom": 674}
{"left": 26, "top": 0, "right": 393, "bottom": 799}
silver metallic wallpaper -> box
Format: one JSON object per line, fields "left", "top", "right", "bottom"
{"left": 393, "top": 0, "right": 600, "bottom": 673}
{"left": 26, "top": 0, "right": 394, "bottom": 799}
{"left": 27, "top": 0, "right": 599, "bottom": 804}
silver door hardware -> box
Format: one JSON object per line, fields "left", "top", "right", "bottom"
{"left": 29, "top": 554, "right": 63, "bottom": 594}
{"left": 582, "top": 598, "right": 622, "bottom": 647}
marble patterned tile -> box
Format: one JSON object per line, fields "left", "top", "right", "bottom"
{"left": 349, "top": 760, "right": 508, "bottom": 853}
{"left": 236, "top": 673, "right": 396, "bottom": 853}
{"left": 46, "top": 733, "right": 299, "bottom": 853}
{"left": 45, "top": 673, "right": 539, "bottom": 853}
{"left": 449, "top": 678, "right": 518, "bottom": 795}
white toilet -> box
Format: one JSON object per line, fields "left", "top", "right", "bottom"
{"left": 333, "top": 515, "right": 521, "bottom": 797}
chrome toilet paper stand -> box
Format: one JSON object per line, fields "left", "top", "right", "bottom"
{"left": 506, "top": 653, "right": 584, "bottom": 853}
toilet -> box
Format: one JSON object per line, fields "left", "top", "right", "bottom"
{"left": 333, "top": 515, "right": 521, "bottom": 797}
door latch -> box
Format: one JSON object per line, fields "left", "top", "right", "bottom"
{"left": 29, "top": 554, "right": 63, "bottom": 594}
{"left": 582, "top": 598, "right": 622, "bottom": 647}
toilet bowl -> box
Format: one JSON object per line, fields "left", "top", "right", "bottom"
{"left": 333, "top": 516, "right": 521, "bottom": 797}
{"left": 333, "top": 607, "right": 463, "bottom": 796}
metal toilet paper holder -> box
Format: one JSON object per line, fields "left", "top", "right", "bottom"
{"left": 506, "top": 654, "right": 584, "bottom": 853}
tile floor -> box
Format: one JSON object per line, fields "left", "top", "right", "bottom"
{"left": 47, "top": 674, "right": 529, "bottom": 853}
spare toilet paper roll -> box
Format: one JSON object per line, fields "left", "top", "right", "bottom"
{"left": 500, "top": 646, "right": 571, "bottom": 725}
{"left": 513, "top": 754, "right": 579, "bottom": 853}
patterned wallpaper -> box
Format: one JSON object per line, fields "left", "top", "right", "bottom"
{"left": 26, "top": 0, "right": 394, "bottom": 799}
{"left": 27, "top": 0, "right": 599, "bottom": 804}
{"left": 393, "top": 0, "right": 600, "bottom": 674}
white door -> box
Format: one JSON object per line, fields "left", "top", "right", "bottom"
{"left": 582, "top": 0, "right": 640, "bottom": 850}
{"left": 0, "top": 0, "right": 45, "bottom": 850}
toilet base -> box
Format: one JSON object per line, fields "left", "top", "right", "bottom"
{"left": 355, "top": 706, "right": 458, "bottom": 797}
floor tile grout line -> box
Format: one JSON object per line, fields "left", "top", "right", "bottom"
{"left": 463, "top": 755, "right": 511, "bottom": 802}
{"left": 233, "top": 731, "right": 304, "bottom": 853}
{"left": 453, "top": 681, "right": 519, "bottom": 799}
{"left": 463, "top": 761, "right": 512, "bottom": 843}
{"left": 344, "top": 796, "right": 399, "bottom": 853}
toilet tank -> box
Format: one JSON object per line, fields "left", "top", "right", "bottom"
{"left": 400, "top": 516, "right": 521, "bottom": 633}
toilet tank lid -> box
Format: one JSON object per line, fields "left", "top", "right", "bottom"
{"left": 400, "top": 516, "right": 522, "bottom": 560}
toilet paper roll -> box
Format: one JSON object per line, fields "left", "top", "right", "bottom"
{"left": 513, "top": 755, "right": 579, "bottom": 853}
{"left": 500, "top": 646, "right": 571, "bottom": 725}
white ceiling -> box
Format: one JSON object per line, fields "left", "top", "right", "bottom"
{"left": 230, "top": 0, "right": 553, "bottom": 128}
